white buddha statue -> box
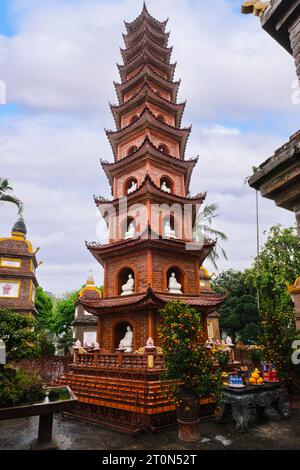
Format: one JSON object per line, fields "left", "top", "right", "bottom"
{"left": 118, "top": 326, "right": 133, "bottom": 352}
{"left": 161, "top": 181, "right": 171, "bottom": 193}
{"left": 127, "top": 180, "right": 137, "bottom": 194}
{"left": 168, "top": 272, "right": 182, "bottom": 294}
{"left": 225, "top": 335, "right": 234, "bottom": 346}
{"left": 163, "top": 221, "right": 176, "bottom": 239}
{"left": 74, "top": 339, "right": 81, "bottom": 350}
{"left": 124, "top": 221, "right": 136, "bottom": 239}
{"left": 121, "top": 274, "right": 134, "bottom": 295}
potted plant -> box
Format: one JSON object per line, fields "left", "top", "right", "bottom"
{"left": 159, "top": 300, "right": 222, "bottom": 443}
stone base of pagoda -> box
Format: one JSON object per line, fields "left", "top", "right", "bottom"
{"left": 59, "top": 358, "right": 216, "bottom": 434}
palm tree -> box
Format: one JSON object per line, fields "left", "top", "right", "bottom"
{"left": 194, "top": 203, "right": 228, "bottom": 270}
{"left": 0, "top": 179, "right": 23, "bottom": 215}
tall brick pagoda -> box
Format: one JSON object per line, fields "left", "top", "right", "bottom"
{"left": 64, "top": 5, "right": 226, "bottom": 432}
{"left": 79, "top": 3, "right": 225, "bottom": 352}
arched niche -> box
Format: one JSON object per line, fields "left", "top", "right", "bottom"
{"left": 157, "top": 113, "right": 165, "bottom": 123}
{"left": 113, "top": 320, "right": 134, "bottom": 351}
{"left": 127, "top": 145, "right": 138, "bottom": 156}
{"left": 158, "top": 143, "right": 169, "bottom": 154}
{"left": 162, "top": 213, "right": 176, "bottom": 239}
{"left": 166, "top": 266, "right": 185, "bottom": 294}
{"left": 124, "top": 177, "right": 138, "bottom": 195}
{"left": 122, "top": 216, "right": 138, "bottom": 239}
{"left": 160, "top": 175, "right": 174, "bottom": 193}
{"left": 117, "top": 267, "right": 136, "bottom": 296}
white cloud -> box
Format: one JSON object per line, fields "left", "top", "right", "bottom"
{"left": 202, "top": 124, "right": 241, "bottom": 136}
{"left": 0, "top": 0, "right": 298, "bottom": 294}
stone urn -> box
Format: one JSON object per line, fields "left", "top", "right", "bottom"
{"left": 176, "top": 388, "right": 200, "bottom": 443}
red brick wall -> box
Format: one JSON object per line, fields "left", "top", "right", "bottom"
{"left": 105, "top": 250, "right": 149, "bottom": 297}
{"left": 152, "top": 252, "right": 199, "bottom": 295}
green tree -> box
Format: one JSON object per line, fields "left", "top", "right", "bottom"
{"left": 0, "top": 309, "right": 41, "bottom": 359}
{"left": 0, "top": 178, "right": 23, "bottom": 214}
{"left": 247, "top": 225, "right": 300, "bottom": 377}
{"left": 52, "top": 291, "right": 78, "bottom": 354}
{"left": 35, "top": 286, "right": 54, "bottom": 332}
{"left": 159, "top": 300, "right": 221, "bottom": 399}
{"left": 213, "top": 269, "right": 259, "bottom": 343}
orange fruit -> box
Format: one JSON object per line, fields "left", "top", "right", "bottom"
{"left": 249, "top": 377, "right": 256, "bottom": 384}
{"left": 251, "top": 372, "right": 260, "bottom": 380}
{"left": 257, "top": 378, "right": 264, "bottom": 385}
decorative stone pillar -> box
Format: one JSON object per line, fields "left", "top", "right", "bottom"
{"left": 288, "top": 277, "right": 300, "bottom": 330}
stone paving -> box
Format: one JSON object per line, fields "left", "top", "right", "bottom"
{"left": 1, "top": 408, "right": 300, "bottom": 450}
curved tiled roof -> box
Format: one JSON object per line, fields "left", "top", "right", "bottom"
{"left": 114, "top": 66, "right": 180, "bottom": 104}
{"left": 110, "top": 83, "right": 185, "bottom": 129}
{"left": 123, "top": 24, "right": 170, "bottom": 49}
{"left": 118, "top": 47, "right": 176, "bottom": 82}
{"left": 124, "top": 3, "right": 168, "bottom": 35}
{"left": 80, "top": 287, "right": 227, "bottom": 316}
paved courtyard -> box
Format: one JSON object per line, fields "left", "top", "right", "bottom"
{"left": 1, "top": 408, "right": 300, "bottom": 450}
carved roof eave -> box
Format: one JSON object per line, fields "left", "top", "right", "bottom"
{"left": 123, "top": 23, "right": 170, "bottom": 49}
{"left": 100, "top": 139, "right": 198, "bottom": 194}
{"left": 110, "top": 83, "right": 185, "bottom": 129}
{"left": 86, "top": 236, "right": 216, "bottom": 267}
{"left": 114, "top": 67, "right": 180, "bottom": 104}
{"left": 118, "top": 49, "right": 176, "bottom": 82}
{"left": 121, "top": 36, "right": 173, "bottom": 64}
{"left": 124, "top": 4, "right": 168, "bottom": 35}
{"left": 80, "top": 287, "right": 227, "bottom": 316}
{"left": 106, "top": 107, "right": 191, "bottom": 160}
{"left": 94, "top": 173, "right": 206, "bottom": 208}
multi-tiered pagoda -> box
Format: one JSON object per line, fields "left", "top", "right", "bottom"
{"left": 64, "top": 5, "right": 226, "bottom": 433}
{"left": 80, "top": 4, "right": 225, "bottom": 351}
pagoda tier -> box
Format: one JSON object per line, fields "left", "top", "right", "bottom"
{"left": 80, "top": 286, "right": 226, "bottom": 317}
{"left": 94, "top": 173, "right": 205, "bottom": 208}
{"left": 118, "top": 47, "right": 176, "bottom": 83}
{"left": 110, "top": 83, "right": 186, "bottom": 130}
{"left": 124, "top": 3, "right": 168, "bottom": 34}
{"left": 114, "top": 67, "right": 180, "bottom": 104}
{"left": 86, "top": 236, "right": 215, "bottom": 266}
{"left": 121, "top": 37, "right": 173, "bottom": 65}
{"left": 100, "top": 137, "right": 197, "bottom": 196}
{"left": 122, "top": 23, "right": 170, "bottom": 49}
{"left": 106, "top": 106, "right": 190, "bottom": 161}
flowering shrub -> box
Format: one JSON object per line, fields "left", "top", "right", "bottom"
{"left": 158, "top": 300, "right": 222, "bottom": 400}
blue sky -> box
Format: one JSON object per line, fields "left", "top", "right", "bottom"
{"left": 0, "top": 0, "right": 298, "bottom": 294}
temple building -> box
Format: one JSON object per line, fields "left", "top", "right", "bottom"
{"left": 0, "top": 217, "right": 39, "bottom": 317}
{"left": 242, "top": 0, "right": 300, "bottom": 328}
{"left": 72, "top": 275, "right": 101, "bottom": 346}
{"left": 63, "top": 4, "right": 226, "bottom": 432}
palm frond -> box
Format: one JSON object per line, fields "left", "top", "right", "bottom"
{"left": 0, "top": 194, "right": 23, "bottom": 214}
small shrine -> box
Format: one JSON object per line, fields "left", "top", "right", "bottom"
{"left": 0, "top": 217, "right": 39, "bottom": 317}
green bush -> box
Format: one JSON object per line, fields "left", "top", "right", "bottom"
{"left": 0, "top": 367, "right": 45, "bottom": 408}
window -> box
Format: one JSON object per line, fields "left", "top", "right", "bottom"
{"left": 83, "top": 331, "right": 97, "bottom": 347}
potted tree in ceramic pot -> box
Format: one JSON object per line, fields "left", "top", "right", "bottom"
{"left": 159, "top": 300, "right": 222, "bottom": 443}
